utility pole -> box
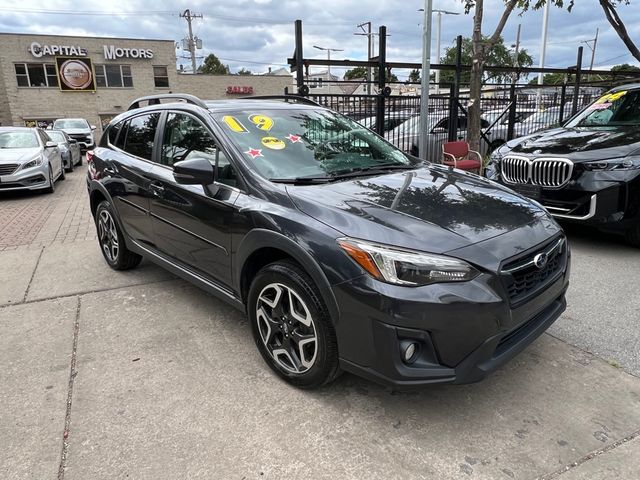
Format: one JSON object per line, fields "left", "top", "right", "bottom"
{"left": 581, "top": 28, "right": 599, "bottom": 71}
{"left": 418, "top": 0, "right": 433, "bottom": 161}
{"left": 433, "top": 9, "right": 459, "bottom": 95}
{"left": 355, "top": 22, "right": 373, "bottom": 95}
{"left": 180, "top": 9, "right": 203, "bottom": 74}
{"left": 536, "top": 2, "right": 550, "bottom": 109}
{"left": 512, "top": 24, "right": 521, "bottom": 81}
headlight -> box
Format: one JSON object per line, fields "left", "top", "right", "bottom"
{"left": 21, "top": 157, "right": 43, "bottom": 170}
{"left": 337, "top": 238, "right": 479, "bottom": 286}
{"left": 583, "top": 157, "right": 640, "bottom": 171}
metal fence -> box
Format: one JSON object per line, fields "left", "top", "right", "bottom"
{"left": 287, "top": 20, "right": 640, "bottom": 163}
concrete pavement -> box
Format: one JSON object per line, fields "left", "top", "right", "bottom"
{"left": 1, "top": 167, "right": 640, "bottom": 479}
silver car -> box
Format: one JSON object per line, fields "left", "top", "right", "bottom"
{"left": 47, "top": 129, "right": 81, "bottom": 172}
{"left": 52, "top": 118, "right": 96, "bottom": 151}
{"left": 0, "top": 127, "right": 65, "bottom": 193}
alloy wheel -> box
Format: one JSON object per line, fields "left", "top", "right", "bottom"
{"left": 256, "top": 283, "right": 318, "bottom": 374}
{"left": 97, "top": 209, "right": 119, "bottom": 262}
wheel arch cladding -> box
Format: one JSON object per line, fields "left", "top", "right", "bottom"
{"left": 236, "top": 229, "right": 341, "bottom": 324}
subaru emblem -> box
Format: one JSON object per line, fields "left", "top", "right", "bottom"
{"left": 533, "top": 252, "right": 548, "bottom": 269}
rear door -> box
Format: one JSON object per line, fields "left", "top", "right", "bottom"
{"left": 101, "top": 112, "right": 160, "bottom": 247}
{"left": 147, "top": 111, "right": 239, "bottom": 288}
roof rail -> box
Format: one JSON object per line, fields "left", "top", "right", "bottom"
{"left": 240, "top": 95, "right": 321, "bottom": 107}
{"left": 128, "top": 94, "right": 208, "bottom": 111}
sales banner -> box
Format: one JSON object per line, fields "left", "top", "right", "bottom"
{"left": 55, "top": 57, "right": 96, "bottom": 92}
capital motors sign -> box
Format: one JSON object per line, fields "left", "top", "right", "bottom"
{"left": 55, "top": 57, "right": 96, "bottom": 92}
{"left": 30, "top": 41, "right": 87, "bottom": 57}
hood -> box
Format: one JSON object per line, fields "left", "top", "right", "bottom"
{"left": 0, "top": 147, "right": 42, "bottom": 164}
{"left": 59, "top": 128, "right": 92, "bottom": 135}
{"left": 508, "top": 126, "right": 640, "bottom": 161}
{"left": 287, "top": 165, "right": 553, "bottom": 255}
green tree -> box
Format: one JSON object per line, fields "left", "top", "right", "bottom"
{"left": 409, "top": 69, "right": 421, "bottom": 83}
{"left": 237, "top": 67, "right": 252, "bottom": 75}
{"left": 198, "top": 53, "right": 230, "bottom": 75}
{"left": 344, "top": 66, "right": 367, "bottom": 80}
{"left": 528, "top": 72, "right": 572, "bottom": 85}
{"left": 440, "top": 36, "right": 533, "bottom": 85}
{"left": 461, "top": 0, "right": 569, "bottom": 153}
{"left": 611, "top": 63, "right": 640, "bottom": 73}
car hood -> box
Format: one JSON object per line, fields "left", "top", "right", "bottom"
{"left": 286, "top": 165, "right": 556, "bottom": 255}
{"left": 508, "top": 126, "right": 640, "bottom": 161}
{"left": 59, "top": 128, "right": 91, "bottom": 135}
{"left": 0, "top": 147, "right": 41, "bottom": 164}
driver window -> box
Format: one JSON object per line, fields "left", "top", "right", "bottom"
{"left": 161, "top": 113, "right": 237, "bottom": 187}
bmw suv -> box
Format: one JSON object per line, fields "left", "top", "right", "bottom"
{"left": 86, "top": 94, "right": 570, "bottom": 389}
{"left": 487, "top": 84, "right": 640, "bottom": 247}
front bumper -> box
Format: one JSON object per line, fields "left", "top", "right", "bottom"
{"left": 487, "top": 164, "right": 640, "bottom": 232}
{"left": 333, "top": 246, "right": 570, "bottom": 388}
{"left": 0, "top": 164, "right": 49, "bottom": 191}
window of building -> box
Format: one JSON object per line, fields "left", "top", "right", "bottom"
{"left": 153, "top": 66, "right": 169, "bottom": 88}
{"left": 14, "top": 63, "right": 58, "bottom": 88}
{"left": 95, "top": 65, "right": 133, "bottom": 88}
{"left": 121, "top": 113, "right": 159, "bottom": 161}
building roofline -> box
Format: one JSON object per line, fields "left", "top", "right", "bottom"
{"left": 0, "top": 31, "right": 175, "bottom": 44}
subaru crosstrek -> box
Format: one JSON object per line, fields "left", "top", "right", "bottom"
{"left": 86, "top": 94, "right": 570, "bottom": 389}
{"left": 487, "top": 84, "right": 640, "bottom": 247}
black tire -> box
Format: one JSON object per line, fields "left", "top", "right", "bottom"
{"left": 95, "top": 200, "right": 142, "bottom": 270}
{"left": 59, "top": 162, "right": 66, "bottom": 180}
{"left": 625, "top": 222, "right": 640, "bottom": 248}
{"left": 78, "top": 154, "right": 83, "bottom": 166}
{"left": 43, "top": 165, "right": 55, "bottom": 194}
{"left": 66, "top": 155, "right": 74, "bottom": 173}
{"left": 248, "top": 260, "right": 340, "bottom": 389}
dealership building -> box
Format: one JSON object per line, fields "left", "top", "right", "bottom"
{"left": 0, "top": 32, "right": 292, "bottom": 133}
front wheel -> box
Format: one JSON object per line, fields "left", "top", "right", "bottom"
{"left": 95, "top": 200, "right": 142, "bottom": 270}
{"left": 43, "top": 165, "right": 55, "bottom": 194}
{"left": 248, "top": 261, "right": 340, "bottom": 389}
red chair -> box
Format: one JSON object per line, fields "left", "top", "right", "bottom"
{"left": 442, "top": 141, "right": 483, "bottom": 175}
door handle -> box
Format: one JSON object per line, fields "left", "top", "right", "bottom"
{"left": 150, "top": 182, "right": 165, "bottom": 197}
{"left": 104, "top": 166, "right": 117, "bottom": 176}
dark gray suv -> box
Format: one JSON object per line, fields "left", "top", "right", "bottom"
{"left": 86, "top": 94, "right": 570, "bottom": 389}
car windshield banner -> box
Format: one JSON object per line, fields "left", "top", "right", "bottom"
{"left": 55, "top": 57, "right": 96, "bottom": 92}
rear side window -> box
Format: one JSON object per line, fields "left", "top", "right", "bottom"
{"left": 121, "top": 113, "right": 159, "bottom": 161}
{"left": 108, "top": 122, "right": 122, "bottom": 146}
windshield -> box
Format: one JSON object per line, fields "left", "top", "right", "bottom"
{"left": 0, "top": 131, "right": 39, "bottom": 149}
{"left": 47, "top": 131, "right": 66, "bottom": 142}
{"left": 54, "top": 119, "right": 88, "bottom": 129}
{"left": 566, "top": 90, "right": 640, "bottom": 127}
{"left": 213, "top": 108, "right": 413, "bottom": 180}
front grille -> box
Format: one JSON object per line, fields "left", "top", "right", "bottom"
{"left": 500, "top": 236, "right": 567, "bottom": 304}
{"left": 0, "top": 163, "right": 19, "bottom": 175}
{"left": 68, "top": 134, "right": 90, "bottom": 142}
{"left": 502, "top": 156, "right": 573, "bottom": 188}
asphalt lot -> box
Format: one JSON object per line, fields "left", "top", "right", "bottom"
{"left": 1, "top": 165, "right": 639, "bottom": 479}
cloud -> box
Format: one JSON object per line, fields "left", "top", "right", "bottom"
{"left": 0, "top": 0, "right": 638, "bottom": 77}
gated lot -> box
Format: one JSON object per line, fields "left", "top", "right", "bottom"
{"left": 1, "top": 164, "right": 639, "bottom": 479}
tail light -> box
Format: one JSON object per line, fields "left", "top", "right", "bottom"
{"left": 86, "top": 150, "right": 94, "bottom": 164}
{"left": 86, "top": 150, "right": 98, "bottom": 179}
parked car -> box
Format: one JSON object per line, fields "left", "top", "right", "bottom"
{"left": 0, "top": 127, "right": 64, "bottom": 193}
{"left": 52, "top": 118, "right": 96, "bottom": 151}
{"left": 87, "top": 93, "right": 569, "bottom": 389}
{"left": 46, "top": 129, "right": 81, "bottom": 172}
{"left": 358, "top": 111, "right": 415, "bottom": 133}
{"left": 486, "top": 84, "right": 640, "bottom": 247}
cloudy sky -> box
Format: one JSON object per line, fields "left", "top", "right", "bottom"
{"left": 1, "top": 0, "right": 639, "bottom": 80}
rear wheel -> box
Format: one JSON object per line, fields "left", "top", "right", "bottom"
{"left": 95, "top": 200, "right": 142, "bottom": 270}
{"left": 248, "top": 261, "right": 339, "bottom": 389}
{"left": 625, "top": 222, "right": 640, "bottom": 248}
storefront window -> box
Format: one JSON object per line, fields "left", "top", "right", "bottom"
{"left": 14, "top": 63, "right": 58, "bottom": 88}
{"left": 153, "top": 66, "right": 169, "bottom": 88}
{"left": 95, "top": 64, "right": 133, "bottom": 88}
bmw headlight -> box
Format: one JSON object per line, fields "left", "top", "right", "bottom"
{"left": 583, "top": 157, "right": 640, "bottom": 171}
{"left": 21, "top": 157, "right": 43, "bottom": 170}
{"left": 338, "top": 238, "right": 479, "bottom": 286}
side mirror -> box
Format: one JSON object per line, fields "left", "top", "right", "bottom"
{"left": 173, "top": 157, "right": 215, "bottom": 185}
{"left": 45, "top": 141, "right": 57, "bottom": 149}
{"left": 90, "top": 125, "right": 97, "bottom": 131}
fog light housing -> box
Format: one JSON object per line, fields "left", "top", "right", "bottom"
{"left": 401, "top": 341, "right": 419, "bottom": 364}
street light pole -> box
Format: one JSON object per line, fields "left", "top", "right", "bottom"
{"left": 313, "top": 45, "right": 344, "bottom": 82}
{"left": 419, "top": 0, "right": 433, "bottom": 161}
{"left": 433, "top": 9, "right": 459, "bottom": 95}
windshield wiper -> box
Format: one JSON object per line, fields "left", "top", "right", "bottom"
{"left": 269, "top": 176, "right": 334, "bottom": 185}
{"left": 330, "top": 163, "right": 417, "bottom": 178}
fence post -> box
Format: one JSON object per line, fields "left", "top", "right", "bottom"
{"left": 375, "top": 26, "right": 387, "bottom": 136}
{"left": 571, "top": 46, "right": 583, "bottom": 116}
{"left": 448, "top": 35, "right": 462, "bottom": 142}
{"left": 507, "top": 82, "right": 517, "bottom": 141}
{"left": 294, "top": 20, "right": 305, "bottom": 95}
{"left": 559, "top": 83, "right": 567, "bottom": 123}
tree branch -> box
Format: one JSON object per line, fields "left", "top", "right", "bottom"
{"left": 599, "top": 0, "right": 640, "bottom": 62}
{"left": 487, "top": 0, "right": 519, "bottom": 48}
